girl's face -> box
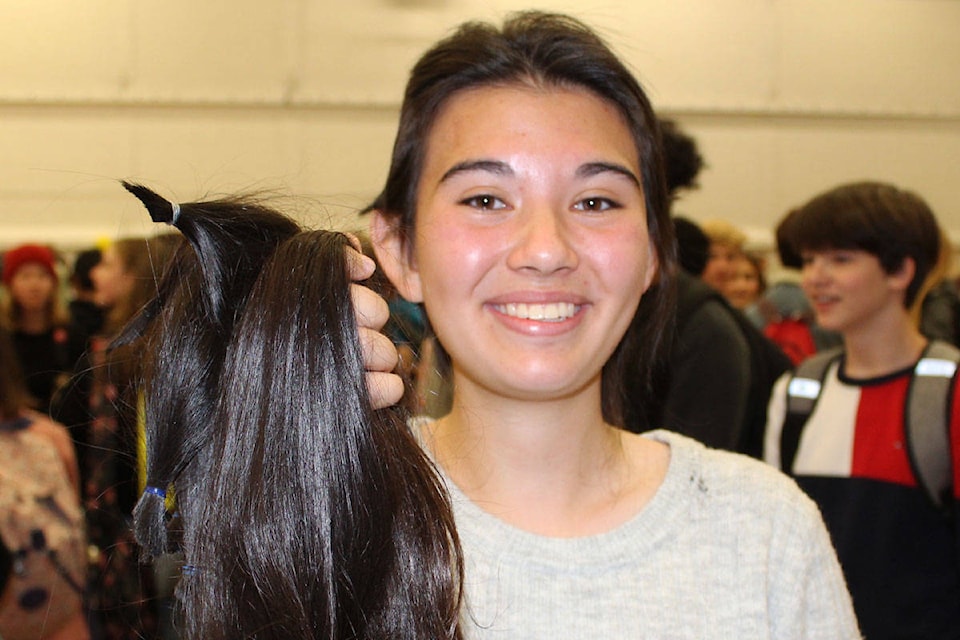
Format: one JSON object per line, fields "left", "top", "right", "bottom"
{"left": 701, "top": 242, "right": 738, "bottom": 292}
{"left": 8, "top": 263, "right": 56, "bottom": 313}
{"left": 726, "top": 255, "right": 761, "bottom": 309}
{"left": 90, "top": 246, "right": 134, "bottom": 309}
{"left": 801, "top": 248, "right": 911, "bottom": 335}
{"left": 378, "top": 84, "right": 657, "bottom": 404}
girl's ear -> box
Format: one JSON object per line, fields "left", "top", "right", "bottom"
{"left": 642, "top": 236, "right": 659, "bottom": 293}
{"left": 369, "top": 210, "right": 423, "bottom": 303}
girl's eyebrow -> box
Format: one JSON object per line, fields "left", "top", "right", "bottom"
{"left": 576, "top": 161, "right": 641, "bottom": 188}
{"left": 440, "top": 159, "right": 513, "bottom": 183}
{"left": 438, "top": 159, "right": 641, "bottom": 188}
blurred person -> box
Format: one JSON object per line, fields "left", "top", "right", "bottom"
{"left": 630, "top": 126, "right": 790, "bottom": 457}
{"left": 0, "top": 325, "right": 89, "bottom": 640}
{"left": 1, "top": 244, "right": 74, "bottom": 414}
{"left": 659, "top": 119, "right": 705, "bottom": 196}
{"left": 75, "top": 234, "right": 181, "bottom": 640}
{"left": 672, "top": 215, "right": 709, "bottom": 276}
{"left": 915, "top": 227, "right": 960, "bottom": 346}
{"left": 65, "top": 248, "right": 105, "bottom": 368}
{"left": 727, "top": 252, "right": 766, "bottom": 311}
{"left": 628, "top": 125, "right": 753, "bottom": 448}
{"left": 700, "top": 218, "right": 746, "bottom": 294}
{"left": 54, "top": 248, "right": 107, "bottom": 468}
{"left": 751, "top": 280, "right": 821, "bottom": 366}
{"left": 920, "top": 278, "right": 960, "bottom": 346}
{"left": 639, "top": 217, "right": 751, "bottom": 449}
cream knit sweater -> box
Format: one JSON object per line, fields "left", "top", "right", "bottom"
{"left": 429, "top": 428, "right": 860, "bottom": 639}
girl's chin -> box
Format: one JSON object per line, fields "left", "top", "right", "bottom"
{"left": 465, "top": 374, "right": 594, "bottom": 404}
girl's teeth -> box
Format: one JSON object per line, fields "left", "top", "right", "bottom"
{"left": 498, "top": 302, "right": 577, "bottom": 321}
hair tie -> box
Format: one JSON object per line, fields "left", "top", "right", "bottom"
{"left": 182, "top": 564, "right": 200, "bottom": 577}
{"left": 121, "top": 181, "right": 182, "bottom": 227}
{"left": 144, "top": 485, "right": 166, "bottom": 499}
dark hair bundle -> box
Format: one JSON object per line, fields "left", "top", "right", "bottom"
{"left": 119, "top": 182, "right": 462, "bottom": 639}
{"left": 116, "top": 182, "right": 302, "bottom": 558}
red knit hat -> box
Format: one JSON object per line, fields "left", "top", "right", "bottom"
{"left": 2, "top": 244, "right": 58, "bottom": 286}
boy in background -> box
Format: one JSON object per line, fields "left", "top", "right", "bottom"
{"left": 764, "top": 181, "right": 960, "bottom": 639}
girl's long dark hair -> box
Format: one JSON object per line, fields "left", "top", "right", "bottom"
{"left": 118, "top": 182, "right": 462, "bottom": 639}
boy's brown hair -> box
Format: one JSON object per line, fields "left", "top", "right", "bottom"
{"left": 777, "top": 181, "right": 941, "bottom": 308}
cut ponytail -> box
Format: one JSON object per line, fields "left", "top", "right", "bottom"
{"left": 120, "top": 182, "right": 462, "bottom": 639}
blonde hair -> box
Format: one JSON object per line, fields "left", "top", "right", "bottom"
{"left": 701, "top": 219, "right": 746, "bottom": 251}
{"left": 910, "top": 225, "right": 953, "bottom": 326}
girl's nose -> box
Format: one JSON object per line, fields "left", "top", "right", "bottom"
{"left": 505, "top": 204, "right": 578, "bottom": 275}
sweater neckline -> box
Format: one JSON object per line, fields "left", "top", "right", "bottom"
{"left": 418, "top": 423, "right": 704, "bottom": 570}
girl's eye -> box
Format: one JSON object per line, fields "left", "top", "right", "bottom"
{"left": 574, "top": 197, "right": 619, "bottom": 212}
{"left": 460, "top": 194, "right": 507, "bottom": 211}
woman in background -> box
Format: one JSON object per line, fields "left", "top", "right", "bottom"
{"left": 700, "top": 219, "right": 747, "bottom": 294}
{"left": 727, "top": 252, "right": 766, "bottom": 312}
{"left": 1, "top": 244, "right": 73, "bottom": 414}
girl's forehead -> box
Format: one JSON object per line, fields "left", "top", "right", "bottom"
{"left": 424, "top": 85, "right": 639, "bottom": 173}
{"left": 435, "top": 83, "right": 627, "bottom": 132}
{"left": 16, "top": 262, "right": 49, "bottom": 272}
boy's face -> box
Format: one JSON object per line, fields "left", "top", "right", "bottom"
{"left": 800, "top": 248, "right": 912, "bottom": 336}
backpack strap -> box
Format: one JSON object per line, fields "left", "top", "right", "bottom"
{"left": 781, "top": 347, "right": 844, "bottom": 474}
{"left": 905, "top": 340, "right": 959, "bottom": 513}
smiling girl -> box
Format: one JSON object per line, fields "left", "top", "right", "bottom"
{"left": 370, "top": 11, "right": 859, "bottom": 638}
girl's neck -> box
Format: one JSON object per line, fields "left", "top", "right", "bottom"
{"left": 436, "top": 372, "right": 610, "bottom": 465}
{"left": 426, "top": 379, "right": 668, "bottom": 537}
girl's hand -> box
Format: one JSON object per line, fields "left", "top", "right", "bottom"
{"left": 346, "top": 240, "right": 404, "bottom": 409}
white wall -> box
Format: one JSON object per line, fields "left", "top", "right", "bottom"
{"left": 1, "top": 0, "right": 958, "bottom": 253}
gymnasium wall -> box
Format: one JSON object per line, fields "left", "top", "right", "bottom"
{"left": 1, "top": 0, "right": 957, "bottom": 265}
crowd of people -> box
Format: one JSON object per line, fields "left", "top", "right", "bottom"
{"left": 1, "top": 9, "right": 957, "bottom": 640}
{"left": 1, "top": 235, "right": 184, "bottom": 639}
